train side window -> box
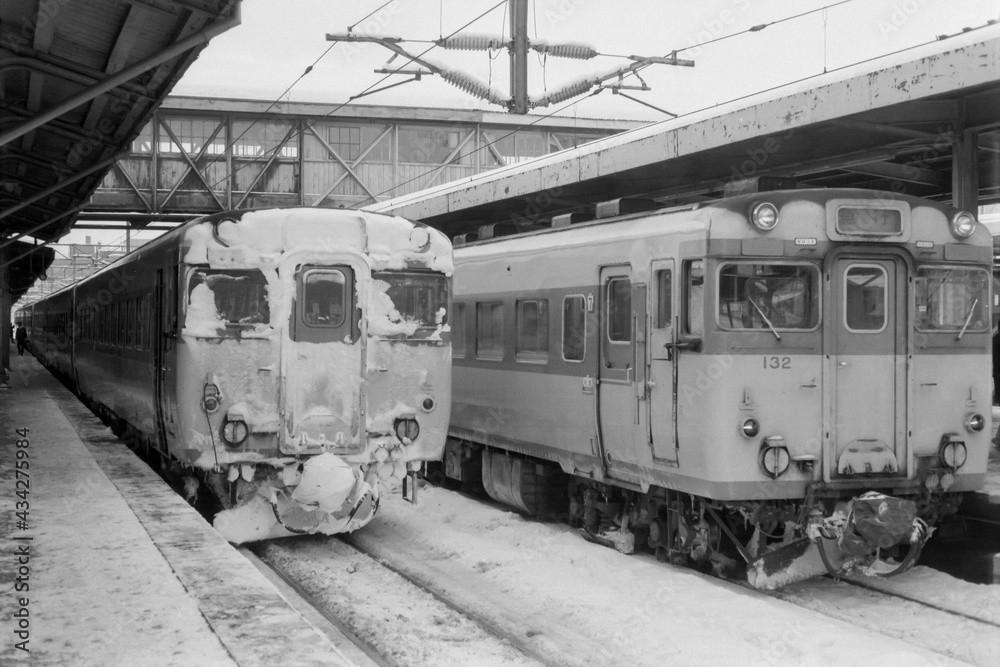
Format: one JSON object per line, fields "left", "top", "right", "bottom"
{"left": 136, "top": 298, "right": 144, "bottom": 351}
{"left": 516, "top": 299, "right": 549, "bottom": 361}
{"left": 562, "top": 295, "right": 586, "bottom": 362}
{"left": 452, "top": 303, "right": 466, "bottom": 358}
{"left": 844, "top": 265, "right": 887, "bottom": 332}
{"left": 607, "top": 277, "right": 631, "bottom": 343}
{"left": 655, "top": 270, "right": 672, "bottom": 328}
{"left": 476, "top": 301, "right": 504, "bottom": 360}
{"left": 126, "top": 299, "right": 135, "bottom": 349}
{"left": 685, "top": 260, "right": 705, "bottom": 337}
{"left": 113, "top": 302, "right": 120, "bottom": 348}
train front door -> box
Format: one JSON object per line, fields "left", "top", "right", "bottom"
{"left": 826, "top": 254, "right": 907, "bottom": 480}
{"left": 647, "top": 259, "right": 677, "bottom": 463}
{"left": 597, "top": 266, "right": 648, "bottom": 482}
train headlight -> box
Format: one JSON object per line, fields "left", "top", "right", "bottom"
{"left": 410, "top": 227, "right": 431, "bottom": 251}
{"left": 394, "top": 417, "right": 420, "bottom": 444}
{"left": 221, "top": 418, "right": 249, "bottom": 448}
{"left": 965, "top": 413, "right": 986, "bottom": 433}
{"left": 759, "top": 439, "right": 790, "bottom": 479}
{"left": 949, "top": 211, "right": 976, "bottom": 239}
{"left": 740, "top": 418, "right": 760, "bottom": 438}
{"left": 202, "top": 383, "right": 221, "bottom": 413}
{"left": 938, "top": 434, "right": 967, "bottom": 471}
{"left": 750, "top": 202, "right": 779, "bottom": 232}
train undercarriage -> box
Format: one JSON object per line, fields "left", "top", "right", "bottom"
{"left": 438, "top": 440, "right": 963, "bottom": 589}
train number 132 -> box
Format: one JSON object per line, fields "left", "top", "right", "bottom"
{"left": 763, "top": 356, "right": 791, "bottom": 369}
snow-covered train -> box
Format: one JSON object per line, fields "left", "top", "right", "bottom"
{"left": 441, "top": 186, "right": 993, "bottom": 587}
{"left": 15, "top": 208, "right": 452, "bottom": 543}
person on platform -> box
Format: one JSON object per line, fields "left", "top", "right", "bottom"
{"left": 15, "top": 324, "right": 27, "bottom": 356}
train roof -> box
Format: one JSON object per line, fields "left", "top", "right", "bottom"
{"left": 18, "top": 207, "right": 453, "bottom": 309}
{"left": 453, "top": 188, "right": 990, "bottom": 256}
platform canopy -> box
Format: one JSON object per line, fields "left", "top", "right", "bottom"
{"left": 368, "top": 27, "right": 1000, "bottom": 238}
{"left": 0, "top": 0, "right": 241, "bottom": 301}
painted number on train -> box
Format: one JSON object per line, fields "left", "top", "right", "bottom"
{"left": 763, "top": 356, "right": 791, "bottom": 369}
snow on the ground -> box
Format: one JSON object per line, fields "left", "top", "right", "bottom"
{"left": 338, "top": 480, "right": 997, "bottom": 667}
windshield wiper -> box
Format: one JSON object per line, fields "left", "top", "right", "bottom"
{"left": 747, "top": 297, "right": 781, "bottom": 341}
{"left": 956, "top": 298, "right": 979, "bottom": 341}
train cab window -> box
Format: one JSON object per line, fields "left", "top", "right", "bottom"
{"left": 292, "top": 266, "right": 356, "bottom": 343}
{"left": 370, "top": 271, "right": 450, "bottom": 340}
{"left": 303, "top": 270, "right": 346, "bottom": 327}
{"left": 685, "top": 261, "right": 705, "bottom": 337}
{"left": 606, "top": 277, "right": 631, "bottom": 343}
{"left": 476, "top": 301, "right": 504, "bottom": 360}
{"left": 655, "top": 270, "right": 672, "bottom": 328}
{"left": 844, "top": 265, "right": 886, "bottom": 332}
{"left": 188, "top": 269, "right": 271, "bottom": 332}
{"left": 516, "top": 299, "right": 549, "bottom": 360}
{"left": 562, "top": 295, "right": 586, "bottom": 362}
{"left": 718, "top": 263, "right": 819, "bottom": 331}
{"left": 451, "top": 303, "right": 466, "bottom": 357}
{"left": 914, "top": 267, "right": 990, "bottom": 333}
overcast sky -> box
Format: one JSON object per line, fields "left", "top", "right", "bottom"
{"left": 62, "top": 0, "right": 1000, "bottom": 247}
{"left": 172, "top": 0, "right": 1000, "bottom": 120}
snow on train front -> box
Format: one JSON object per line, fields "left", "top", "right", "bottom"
{"left": 168, "top": 208, "right": 452, "bottom": 543}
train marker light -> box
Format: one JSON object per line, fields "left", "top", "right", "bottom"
{"left": 759, "top": 439, "right": 790, "bottom": 479}
{"left": 740, "top": 418, "right": 760, "bottom": 438}
{"left": 420, "top": 396, "right": 436, "bottom": 412}
{"left": 221, "top": 417, "right": 249, "bottom": 447}
{"left": 937, "top": 433, "right": 968, "bottom": 470}
{"left": 964, "top": 413, "right": 986, "bottom": 433}
{"left": 749, "top": 202, "right": 779, "bottom": 232}
{"left": 394, "top": 417, "right": 420, "bottom": 444}
{"left": 949, "top": 211, "right": 976, "bottom": 239}
{"left": 202, "top": 383, "right": 222, "bottom": 413}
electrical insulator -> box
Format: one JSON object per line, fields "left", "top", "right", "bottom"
{"left": 531, "top": 42, "right": 598, "bottom": 60}
{"left": 438, "top": 69, "right": 510, "bottom": 106}
{"left": 540, "top": 80, "right": 596, "bottom": 106}
{"left": 436, "top": 34, "right": 507, "bottom": 51}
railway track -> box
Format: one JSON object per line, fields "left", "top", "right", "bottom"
{"left": 764, "top": 570, "right": 1000, "bottom": 665}
{"left": 245, "top": 538, "right": 553, "bottom": 667}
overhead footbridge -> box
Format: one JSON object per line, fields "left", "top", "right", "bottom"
{"left": 367, "top": 26, "right": 1000, "bottom": 238}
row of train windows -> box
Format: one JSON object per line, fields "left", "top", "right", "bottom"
{"left": 79, "top": 296, "right": 152, "bottom": 351}
{"left": 450, "top": 271, "right": 675, "bottom": 364}
{"left": 450, "top": 297, "right": 585, "bottom": 363}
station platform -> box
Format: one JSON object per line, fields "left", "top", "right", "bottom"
{"left": 0, "top": 355, "right": 367, "bottom": 666}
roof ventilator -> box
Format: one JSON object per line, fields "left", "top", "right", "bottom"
{"left": 594, "top": 197, "right": 659, "bottom": 219}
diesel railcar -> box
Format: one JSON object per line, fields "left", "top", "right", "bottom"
{"left": 442, "top": 187, "right": 992, "bottom": 587}
{"left": 16, "top": 208, "right": 452, "bottom": 543}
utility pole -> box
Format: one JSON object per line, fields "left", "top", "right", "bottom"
{"left": 509, "top": 0, "right": 529, "bottom": 114}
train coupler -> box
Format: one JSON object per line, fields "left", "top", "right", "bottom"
{"left": 747, "top": 492, "right": 929, "bottom": 589}
{"left": 403, "top": 465, "right": 419, "bottom": 504}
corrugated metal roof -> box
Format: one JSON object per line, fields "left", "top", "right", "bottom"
{"left": 0, "top": 0, "right": 241, "bottom": 301}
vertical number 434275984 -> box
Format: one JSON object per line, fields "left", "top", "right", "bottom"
{"left": 763, "top": 356, "right": 791, "bottom": 369}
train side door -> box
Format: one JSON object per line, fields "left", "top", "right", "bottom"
{"left": 154, "top": 267, "right": 178, "bottom": 451}
{"left": 647, "top": 260, "right": 677, "bottom": 463}
{"left": 597, "top": 266, "right": 647, "bottom": 481}
{"left": 826, "top": 255, "right": 907, "bottom": 479}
